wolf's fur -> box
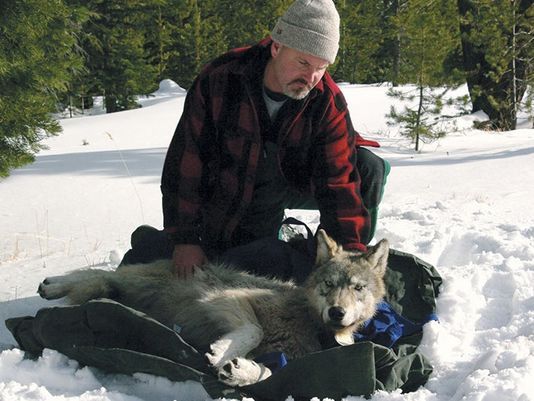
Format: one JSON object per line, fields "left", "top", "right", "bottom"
{"left": 38, "top": 230, "right": 389, "bottom": 386}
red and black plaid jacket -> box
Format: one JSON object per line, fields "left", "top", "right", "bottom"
{"left": 161, "top": 38, "right": 379, "bottom": 252}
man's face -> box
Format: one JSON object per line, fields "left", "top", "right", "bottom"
{"left": 268, "top": 42, "right": 330, "bottom": 100}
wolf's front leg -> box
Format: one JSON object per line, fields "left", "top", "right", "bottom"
{"left": 205, "top": 322, "right": 263, "bottom": 368}
{"left": 217, "top": 357, "right": 272, "bottom": 386}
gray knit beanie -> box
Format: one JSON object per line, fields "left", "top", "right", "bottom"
{"left": 271, "top": 0, "right": 340, "bottom": 64}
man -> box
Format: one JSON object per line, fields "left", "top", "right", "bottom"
{"left": 159, "top": 0, "right": 387, "bottom": 279}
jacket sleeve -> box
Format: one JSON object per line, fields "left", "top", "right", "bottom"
{"left": 161, "top": 76, "right": 213, "bottom": 245}
{"left": 312, "top": 90, "right": 371, "bottom": 251}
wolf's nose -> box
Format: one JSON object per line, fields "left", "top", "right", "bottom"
{"left": 328, "top": 306, "right": 346, "bottom": 321}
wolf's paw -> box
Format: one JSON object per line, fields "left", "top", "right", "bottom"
{"left": 37, "top": 276, "right": 71, "bottom": 300}
{"left": 216, "top": 357, "right": 271, "bottom": 387}
{"left": 205, "top": 339, "right": 232, "bottom": 368}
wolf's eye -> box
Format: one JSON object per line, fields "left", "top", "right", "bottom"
{"left": 353, "top": 283, "right": 365, "bottom": 291}
{"left": 325, "top": 279, "right": 334, "bottom": 287}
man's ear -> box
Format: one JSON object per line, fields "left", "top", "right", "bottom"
{"left": 364, "top": 239, "right": 389, "bottom": 276}
{"left": 271, "top": 41, "right": 282, "bottom": 58}
{"left": 315, "top": 229, "right": 341, "bottom": 265}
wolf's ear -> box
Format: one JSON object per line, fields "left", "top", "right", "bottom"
{"left": 315, "top": 229, "right": 341, "bottom": 264}
{"left": 364, "top": 239, "right": 389, "bottom": 276}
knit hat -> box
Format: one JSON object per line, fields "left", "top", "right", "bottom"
{"left": 271, "top": 0, "right": 340, "bottom": 64}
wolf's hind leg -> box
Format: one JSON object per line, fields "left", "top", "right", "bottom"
{"left": 38, "top": 269, "right": 115, "bottom": 304}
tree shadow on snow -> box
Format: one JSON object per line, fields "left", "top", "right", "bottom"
{"left": 385, "top": 145, "right": 534, "bottom": 167}
{"left": 12, "top": 148, "right": 167, "bottom": 183}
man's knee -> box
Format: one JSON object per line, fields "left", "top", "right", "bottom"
{"left": 119, "top": 225, "right": 173, "bottom": 266}
{"left": 357, "top": 148, "right": 385, "bottom": 179}
{"left": 356, "top": 147, "right": 389, "bottom": 209}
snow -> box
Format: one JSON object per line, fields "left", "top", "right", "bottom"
{"left": 0, "top": 81, "right": 533, "bottom": 401}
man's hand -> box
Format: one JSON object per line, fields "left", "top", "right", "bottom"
{"left": 172, "top": 244, "right": 207, "bottom": 279}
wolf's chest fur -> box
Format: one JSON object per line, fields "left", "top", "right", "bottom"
{"left": 245, "top": 289, "right": 323, "bottom": 358}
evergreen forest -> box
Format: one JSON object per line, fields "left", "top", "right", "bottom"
{"left": 1, "top": 0, "right": 533, "bottom": 176}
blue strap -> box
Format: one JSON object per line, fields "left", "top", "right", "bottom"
{"left": 254, "top": 351, "right": 288, "bottom": 371}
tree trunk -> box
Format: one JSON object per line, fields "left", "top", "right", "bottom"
{"left": 390, "top": 0, "right": 402, "bottom": 86}
{"left": 415, "top": 84, "right": 424, "bottom": 152}
{"left": 457, "top": 0, "right": 532, "bottom": 130}
{"left": 105, "top": 95, "right": 119, "bottom": 114}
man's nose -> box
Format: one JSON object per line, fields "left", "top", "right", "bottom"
{"left": 304, "top": 68, "right": 323, "bottom": 85}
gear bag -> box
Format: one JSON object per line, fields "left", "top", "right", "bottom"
{"left": 7, "top": 299, "right": 432, "bottom": 400}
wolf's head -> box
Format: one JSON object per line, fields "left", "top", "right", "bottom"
{"left": 305, "top": 229, "right": 389, "bottom": 345}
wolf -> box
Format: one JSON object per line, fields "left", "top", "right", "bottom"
{"left": 38, "top": 230, "right": 389, "bottom": 387}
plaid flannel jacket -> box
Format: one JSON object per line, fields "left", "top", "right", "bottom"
{"left": 161, "top": 38, "right": 379, "bottom": 252}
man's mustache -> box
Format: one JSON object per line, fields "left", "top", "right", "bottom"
{"left": 289, "top": 78, "right": 309, "bottom": 87}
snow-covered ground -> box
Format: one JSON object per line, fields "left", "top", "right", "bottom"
{"left": 0, "top": 79, "right": 533, "bottom": 401}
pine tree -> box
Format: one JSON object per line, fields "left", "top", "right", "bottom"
{"left": 68, "top": 0, "right": 159, "bottom": 113}
{"left": 217, "top": 0, "right": 291, "bottom": 49}
{"left": 158, "top": 0, "right": 290, "bottom": 89}
{"left": 516, "top": 2, "right": 534, "bottom": 127}
{"left": 0, "top": 0, "right": 86, "bottom": 177}
{"left": 156, "top": 0, "right": 226, "bottom": 89}
{"left": 335, "top": 0, "right": 385, "bottom": 83}
{"left": 383, "top": 0, "right": 408, "bottom": 86}
{"left": 387, "top": 0, "right": 461, "bottom": 150}
{"left": 143, "top": 0, "right": 174, "bottom": 81}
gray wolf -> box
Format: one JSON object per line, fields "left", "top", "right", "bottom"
{"left": 38, "top": 230, "right": 389, "bottom": 387}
